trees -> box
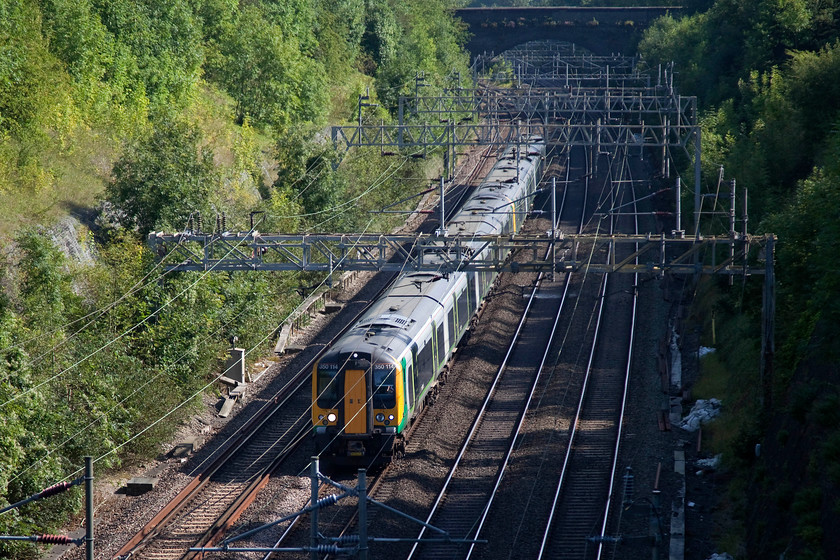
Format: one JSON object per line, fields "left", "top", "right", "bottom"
{"left": 107, "top": 118, "right": 215, "bottom": 235}
{"left": 0, "top": 0, "right": 66, "bottom": 136}
{"left": 640, "top": 3, "right": 840, "bottom": 556}
{"left": 207, "top": 6, "right": 327, "bottom": 130}
{"left": 0, "top": 2, "right": 474, "bottom": 555}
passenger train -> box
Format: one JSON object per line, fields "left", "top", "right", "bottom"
{"left": 312, "top": 136, "right": 547, "bottom": 466}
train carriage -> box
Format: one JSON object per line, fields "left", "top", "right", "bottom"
{"left": 313, "top": 136, "right": 546, "bottom": 466}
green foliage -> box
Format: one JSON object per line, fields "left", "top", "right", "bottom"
{"left": 361, "top": 0, "right": 399, "bottom": 71}
{"left": 0, "top": 0, "right": 472, "bottom": 554}
{"left": 107, "top": 118, "right": 215, "bottom": 235}
{"left": 314, "top": 0, "right": 366, "bottom": 84}
{"left": 792, "top": 486, "right": 824, "bottom": 555}
{"left": 40, "top": 0, "right": 111, "bottom": 87}
{"left": 0, "top": 0, "right": 68, "bottom": 136}
{"left": 640, "top": 2, "right": 840, "bottom": 556}
{"left": 822, "top": 430, "right": 840, "bottom": 485}
{"left": 207, "top": 6, "right": 327, "bottom": 129}
{"left": 766, "top": 156, "right": 840, "bottom": 366}
{"left": 365, "top": 0, "right": 472, "bottom": 112}
{"left": 15, "top": 229, "right": 77, "bottom": 328}
{"left": 91, "top": 0, "right": 203, "bottom": 110}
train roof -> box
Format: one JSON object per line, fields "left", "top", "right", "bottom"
{"left": 326, "top": 271, "right": 463, "bottom": 363}
{"left": 321, "top": 137, "right": 546, "bottom": 365}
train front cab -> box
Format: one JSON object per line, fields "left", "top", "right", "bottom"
{"left": 313, "top": 353, "right": 404, "bottom": 467}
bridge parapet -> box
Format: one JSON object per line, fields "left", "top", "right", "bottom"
{"left": 455, "top": 6, "right": 682, "bottom": 26}
{"left": 455, "top": 6, "right": 683, "bottom": 57}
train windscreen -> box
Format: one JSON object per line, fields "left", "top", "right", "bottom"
{"left": 316, "top": 363, "right": 341, "bottom": 407}
{"left": 372, "top": 364, "right": 396, "bottom": 409}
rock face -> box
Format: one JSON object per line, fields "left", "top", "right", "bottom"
{"left": 49, "top": 216, "right": 94, "bottom": 265}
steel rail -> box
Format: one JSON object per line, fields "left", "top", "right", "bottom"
{"left": 258, "top": 139, "right": 503, "bottom": 560}
{"left": 405, "top": 242, "right": 545, "bottom": 560}
{"left": 464, "top": 144, "right": 575, "bottom": 560}
{"left": 406, "top": 148, "right": 581, "bottom": 560}
{"left": 113, "top": 362, "right": 315, "bottom": 559}
{"left": 595, "top": 145, "right": 640, "bottom": 559}
{"left": 117, "top": 135, "right": 501, "bottom": 559}
{"left": 536, "top": 148, "right": 615, "bottom": 559}
{"left": 536, "top": 142, "right": 637, "bottom": 559}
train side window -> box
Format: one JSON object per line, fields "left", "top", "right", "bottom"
{"left": 436, "top": 322, "right": 446, "bottom": 367}
{"left": 406, "top": 361, "right": 414, "bottom": 411}
{"left": 417, "top": 337, "right": 434, "bottom": 392}
{"left": 468, "top": 272, "right": 478, "bottom": 316}
{"left": 457, "top": 288, "right": 469, "bottom": 330}
{"left": 447, "top": 305, "right": 456, "bottom": 348}
{"left": 410, "top": 343, "right": 419, "bottom": 408}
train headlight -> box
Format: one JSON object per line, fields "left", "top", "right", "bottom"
{"left": 327, "top": 413, "right": 337, "bottom": 423}
{"left": 388, "top": 414, "right": 395, "bottom": 421}
{"left": 375, "top": 413, "right": 385, "bottom": 422}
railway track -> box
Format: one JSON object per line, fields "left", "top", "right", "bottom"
{"left": 536, "top": 144, "right": 642, "bottom": 560}
{"left": 401, "top": 146, "right": 580, "bottom": 560}
{"left": 111, "top": 139, "right": 501, "bottom": 560}
{"left": 316, "top": 140, "right": 644, "bottom": 560}
{"left": 289, "top": 114, "right": 649, "bottom": 560}
{"left": 113, "top": 341, "right": 335, "bottom": 559}
{"left": 213, "top": 133, "right": 648, "bottom": 560}
{"left": 269, "top": 148, "right": 580, "bottom": 560}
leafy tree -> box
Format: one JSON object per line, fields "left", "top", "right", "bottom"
{"left": 371, "top": 0, "right": 472, "bottom": 111}
{"left": 0, "top": 0, "right": 65, "bottom": 135}
{"left": 261, "top": 0, "right": 318, "bottom": 52}
{"left": 40, "top": 0, "right": 111, "bottom": 87}
{"left": 91, "top": 0, "right": 203, "bottom": 109}
{"left": 362, "top": 0, "right": 399, "bottom": 71}
{"left": 107, "top": 118, "right": 215, "bottom": 235}
{"left": 16, "top": 229, "right": 77, "bottom": 329}
{"left": 209, "top": 6, "right": 327, "bottom": 129}
{"left": 313, "top": 0, "right": 366, "bottom": 81}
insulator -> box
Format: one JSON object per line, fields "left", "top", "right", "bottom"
{"left": 314, "top": 544, "right": 340, "bottom": 553}
{"left": 336, "top": 535, "right": 360, "bottom": 544}
{"left": 622, "top": 466, "right": 635, "bottom": 507}
{"left": 34, "top": 534, "right": 76, "bottom": 545}
{"left": 196, "top": 213, "right": 202, "bottom": 232}
{"left": 38, "top": 480, "right": 74, "bottom": 499}
{"left": 316, "top": 494, "right": 341, "bottom": 508}
{"left": 221, "top": 213, "right": 226, "bottom": 232}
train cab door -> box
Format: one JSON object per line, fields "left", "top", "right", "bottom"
{"left": 344, "top": 368, "right": 369, "bottom": 435}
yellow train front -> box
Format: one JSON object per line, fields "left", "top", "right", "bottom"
{"left": 312, "top": 346, "right": 407, "bottom": 467}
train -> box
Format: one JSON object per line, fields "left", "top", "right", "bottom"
{"left": 312, "top": 136, "right": 547, "bottom": 466}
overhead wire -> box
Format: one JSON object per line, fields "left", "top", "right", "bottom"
{"left": 306, "top": 134, "right": 535, "bottom": 471}
{"left": 54, "top": 146, "right": 431, "bottom": 482}
{"left": 61, "top": 217, "right": 384, "bottom": 486}
{"left": 9, "top": 77, "right": 468, "bottom": 488}
{"left": 6, "top": 301, "right": 258, "bottom": 488}
{"left": 0, "top": 228, "right": 189, "bottom": 363}
{"left": 0, "top": 223, "right": 262, "bottom": 410}
{"left": 507, "top": 138, "right": 630, "bottom": 556}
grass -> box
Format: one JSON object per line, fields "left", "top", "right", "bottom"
{"left": 694, "top": 351, "right": 729, "bottom": 400}
{"left": 0, "top": 126, "right": 116, "bottom": 240}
